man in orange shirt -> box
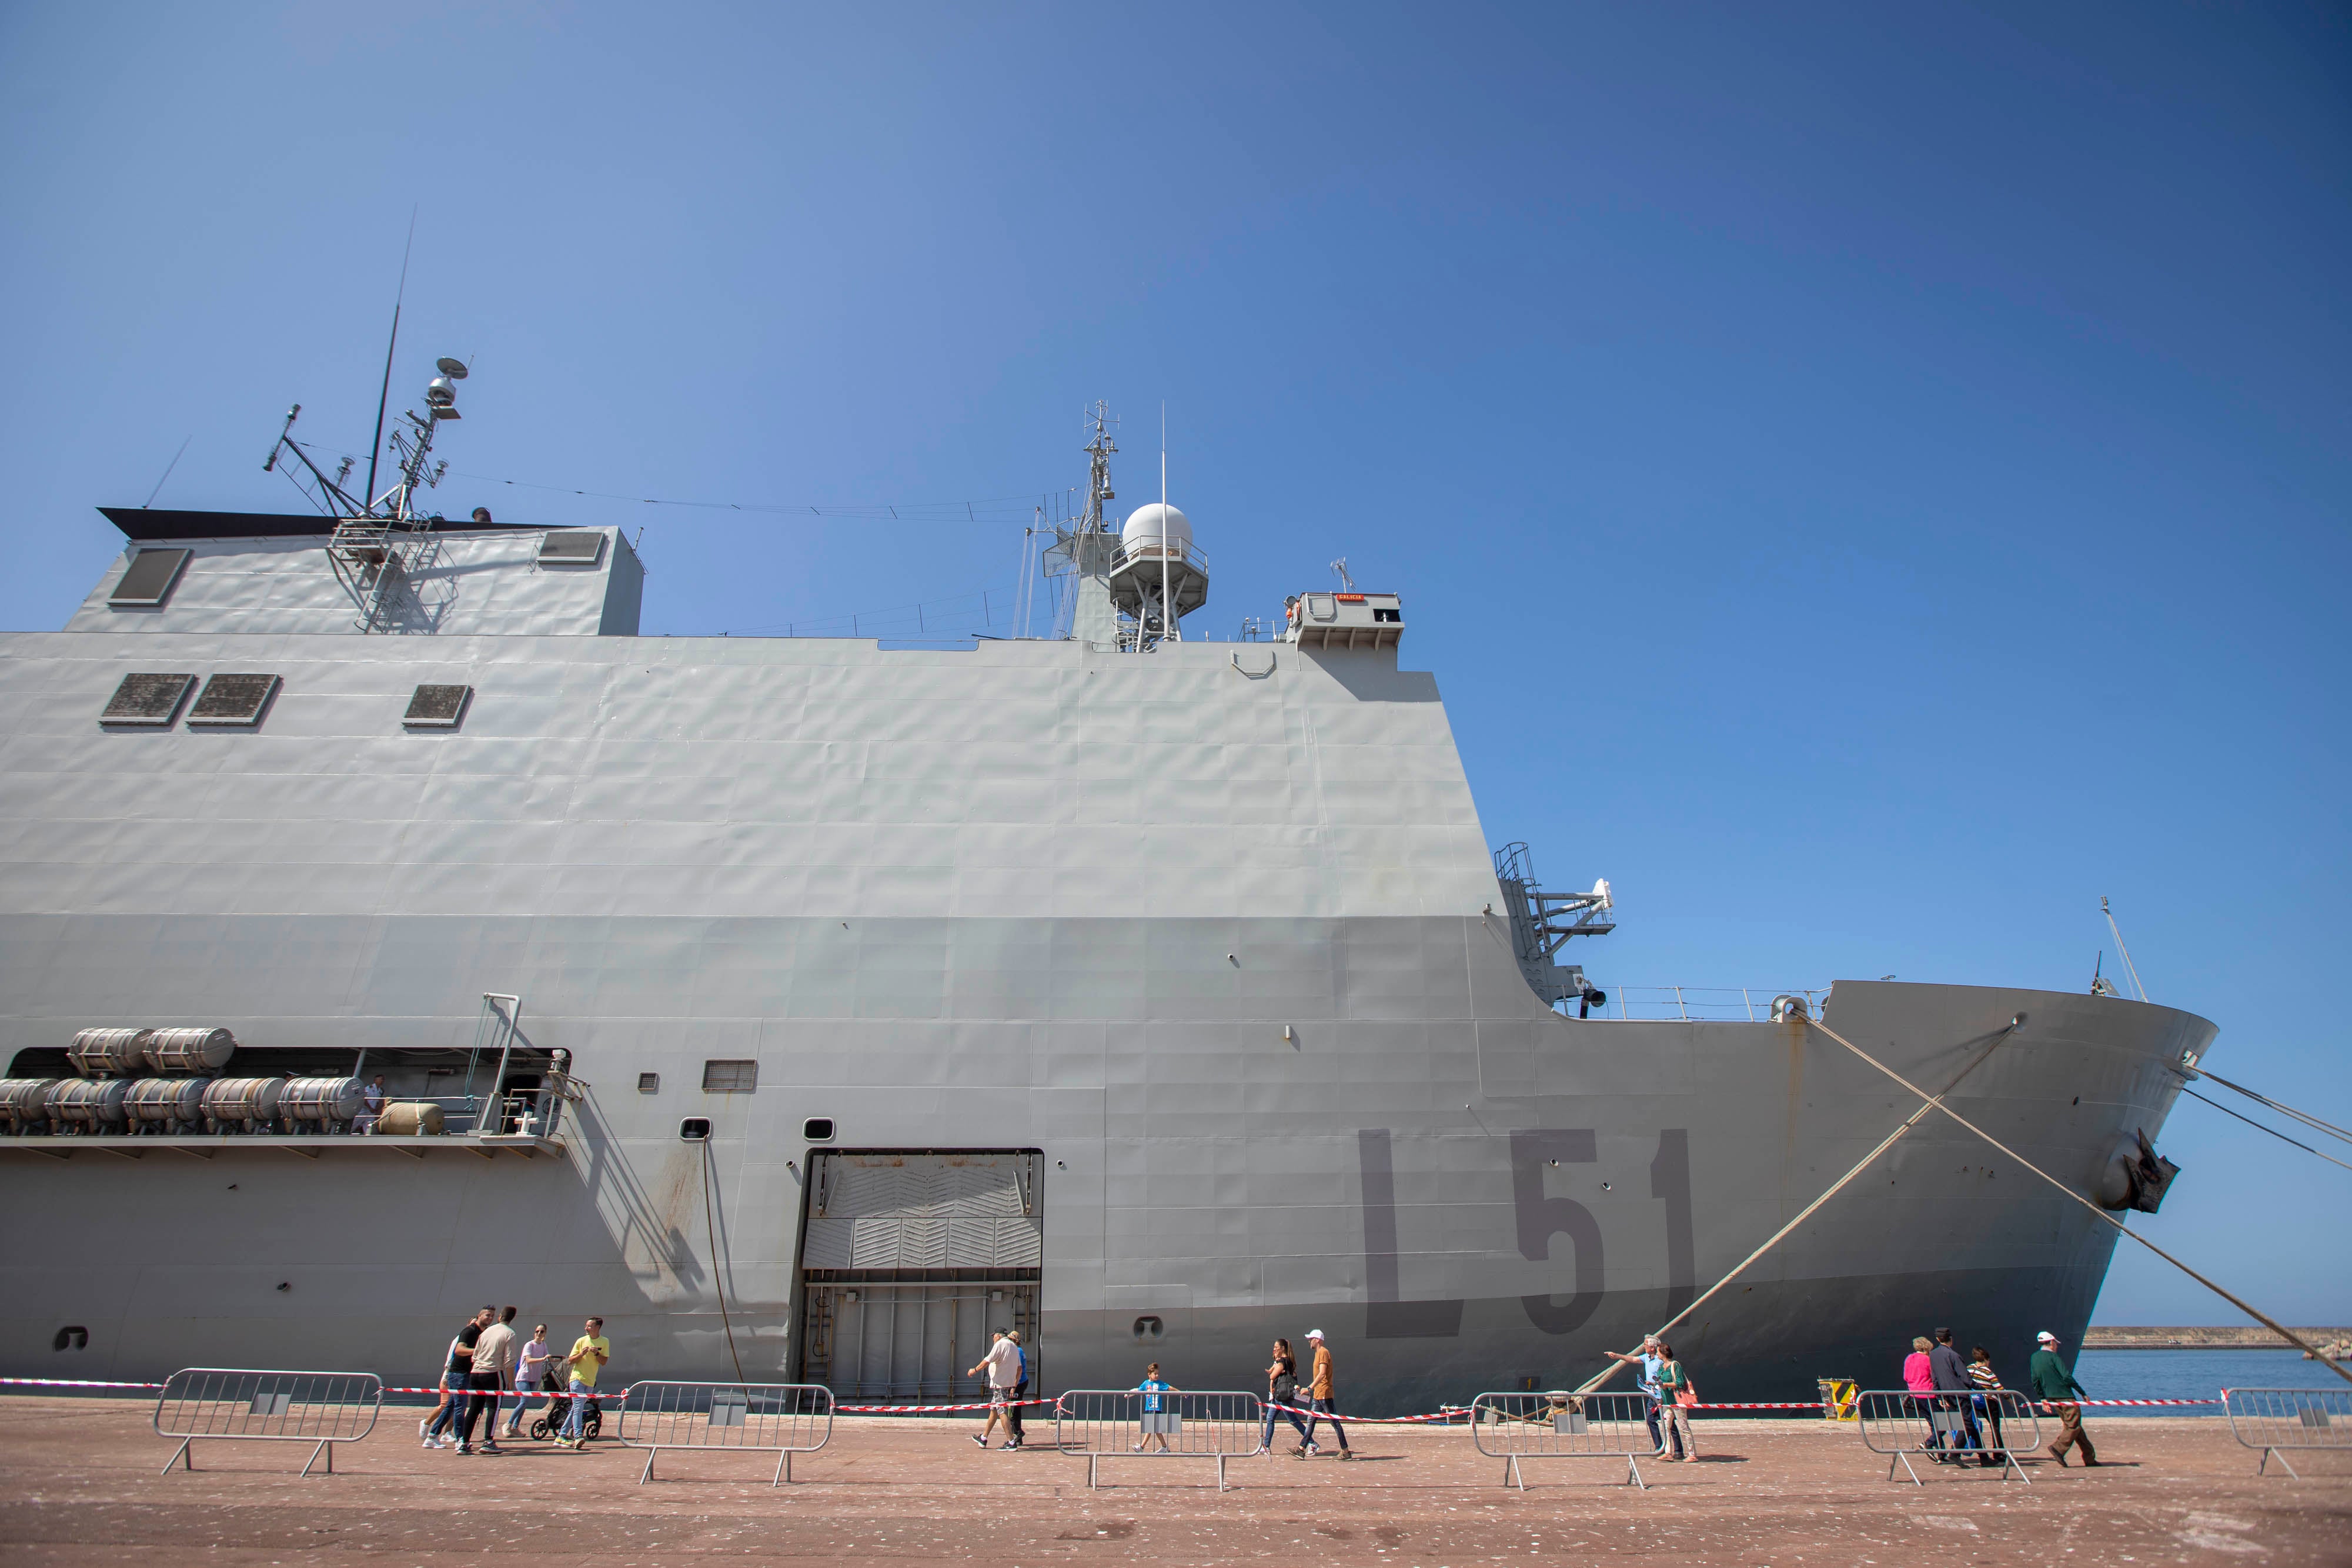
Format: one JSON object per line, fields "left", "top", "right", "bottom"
{"left": 1297, "top": 1329, "right": 1351, "bottom": 1459}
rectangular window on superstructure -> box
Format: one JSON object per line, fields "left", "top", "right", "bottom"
{"left": 108, "top": 549, "right": 192, "bottom": 607}
{"left": 701, "top": 1059, "right": 757, "bottom": 1093}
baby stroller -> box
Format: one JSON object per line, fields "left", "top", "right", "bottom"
{"left": 526, "top": 1369, "right": 603, "bottom": 1442}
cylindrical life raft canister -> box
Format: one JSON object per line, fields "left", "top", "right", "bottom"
{"left": 0, "top": 1078, "right": 61, "bottom": 1132}
{"left": 124, "top": 1077, "right": 209, "bottom": 1131}
{"left": 143, "top": 1027, "right": 237, "bottom": 1075}
{"left": 279, "top": 1075, "right": 363, "bottom": 1128}
{"left": 200, "top": 1076, "right": 286, "bottom": 1133}
{"left": 374, "top": 1101, "right": 446, "bottom": 1136}
{"left": 48, "top": 1077, "right": 132, "bottom": 1131}
{"left": 68, "top": 1028, "right": 153, "bottom": 1079}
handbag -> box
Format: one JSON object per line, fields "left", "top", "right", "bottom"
{"left": 1674, "top": 1386, "right": 1698, "bottom": 1409}
{"left": 1271, "top": 1371, "right": 1298, "bottom": 1404}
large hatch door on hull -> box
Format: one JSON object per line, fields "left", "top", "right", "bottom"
{"left": 796, "top": 1151, "right": 1042, "bottom": 1401}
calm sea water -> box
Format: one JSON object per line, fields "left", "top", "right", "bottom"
{"left": 2072, "top": 1348, "right": 2347, "bottom": 1413}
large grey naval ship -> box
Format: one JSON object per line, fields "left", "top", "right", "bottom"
{"left": 0, "top": 370, "right": 2211, "bottom": 1408}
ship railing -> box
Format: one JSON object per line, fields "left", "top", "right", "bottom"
{"left": 153, "top": 1367, "right": 383, "bottom": 1476}
{"left": 1596, "top": 986, "right": 1830, "bottom": 1022}
{"left": 1466, "top": 1390, "right": 1655, "bottom": 1490}
{"left": 1112, "top": 536, "right": 1208, "bottom": 574}
{"left": 1854, "top": 1389, "right": 2043, "bottom": 1485}
{"left": 1053, "top": 1389, "right": 1264, "bottom": 1491}
{"left": 2220, "top": 1387, "right": 2352, "bottom": 1477}
{"left": 612, "top": 1380, "right": 834, "bottom": 1485}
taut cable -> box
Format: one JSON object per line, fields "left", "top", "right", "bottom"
{"left": 1803, "top": 1014, "right": 2350, "bottom": 1388}
{"left": 1575, "top": 1022, "right": 2017, "bottom": 1395}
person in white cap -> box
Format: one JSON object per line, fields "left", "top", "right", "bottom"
{"left": 2025, "top": 1330, "right": 2097, "bottom": 1466}
{"left": 1296, "top": 1329, "right": 1351, "bottom": 1459}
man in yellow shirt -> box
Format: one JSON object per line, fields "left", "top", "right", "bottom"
{"left": 554, "top": 1316, "right": 609, "bottom": 1447}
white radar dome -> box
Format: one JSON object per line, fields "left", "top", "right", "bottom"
{"left": 1121, "top": 502, "right": 1192, "bottom": 553}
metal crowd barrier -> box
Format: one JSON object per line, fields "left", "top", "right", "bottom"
{"left": 1053, "top": 1389, "right": 1264, "bottom": 1490}
{"left": 2221, "top": 1387, "right": 2352, "bottom": 1478}
{"left": 153, "top": 1368, "right": 383, "bottom": 1476}
{"left": 614, "top": 1380, "right": 836, "bottom": 1484}
{"left": 1854, "top": 1389, "right": 2043, "bottom": 1485}
{"left": 1468, "top": 1391, "right": 1656, "bottom": 1490}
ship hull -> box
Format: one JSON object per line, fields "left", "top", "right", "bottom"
{"left": 0, "top": 910, "right": 2207, "bottom": 1407}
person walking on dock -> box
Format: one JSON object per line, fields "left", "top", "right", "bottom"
{"left": 1255, "top": 1339, "right": 1311, "bottom": 1455}
{"left": 1603, "top": 1336, "right": 1683, "bottom": 1460}
{"left": 458, "top": 1306, "right": 516, "bottom": 1454}
{"left": 1005, "top": 1329, "right": 1028, "bottom": 1450}
{"left": 505, "top": 1323, "right": 550, "bottom": 1437}
{"left": 1298, "top": 1329, "right": 1351, "bottom": 1459}
{"left": 969, "top": 1329, "right": 1021, "bottom": 1450}
{"left": 1967, "top": 1345, "right": 2007, "bottom": 1457}
{"left": 555, "top": 1316, "right": 608, "bottom": 1448}
{"left": 2027, "top": 1330, "right": 2098, "bottom": 1466}
{"left": 1656, "top": 1343, "right": 1698, "bottom": 1461}
{"left": 1903, "top": 1336, "right": 1939, "bottom": 1453}
{"left": 1929, "top": 1327, "right": 1984, "bottom": 1463}
{"left": 423, "top": 1307, "right": 490, "bottom": 1448}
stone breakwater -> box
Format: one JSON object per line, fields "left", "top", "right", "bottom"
{"left": 2084, "top": 1326, "right": 2352, "bottom": 1355}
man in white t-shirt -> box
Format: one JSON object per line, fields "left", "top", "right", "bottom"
{"left": 968, "top": 1329, "right": 1022, "bottom": 1451}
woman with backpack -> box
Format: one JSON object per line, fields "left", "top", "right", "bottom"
{"left": 1252, "top": 1338, "right": 1312, "bottom": 1456}
{"left": 1655, "top": 1343, "right": 1698, "bottom": 1460}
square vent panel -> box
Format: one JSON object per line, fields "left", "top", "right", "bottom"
{"left": 99, "top": 673, "right": 196, "bottom": 727}
{"left": 108, "top": 549, "right": 192, "bottom": 607}
{"left": 701, "top": 1059, "right": 757, "bottom": 1093}
{"left": 403, "top": 683, "right": 472, "bottom": 730}
{"left": 538, "top": 531, "right": 605, "bottom": 566}
{"left": 185, "top": 674, "right": 281, "bottom": 728}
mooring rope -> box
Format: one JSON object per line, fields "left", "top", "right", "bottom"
{"left": 2184, "top": 1065, "right": 2352, "bottom": 1149}
{"left": 1575, "top": 1020, "right": 2020, "bottom": 1395}
{"left": 1802, "top": 1015, "right": 2352, "bottom": 1388}
{"left": 2179, "top": 1084, "right": 2352, "bottom": 1175}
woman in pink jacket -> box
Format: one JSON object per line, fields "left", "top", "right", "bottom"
{"left": 1902, "top": 1335, "right": 1939, "bottom": 1452}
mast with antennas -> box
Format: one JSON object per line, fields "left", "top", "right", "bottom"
{"left": 261, "top": 347, "right": 477, "bottom": 633}
{"left": 1041, "top": 402, "right": 1124, "bottom": 643}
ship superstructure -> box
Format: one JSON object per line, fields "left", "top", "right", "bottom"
{"left": 0, "top": 386, "right": 2210, "bottom": 1406}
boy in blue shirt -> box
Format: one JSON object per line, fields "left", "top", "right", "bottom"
{"left": 1132, "top": 1363, "right": 1177, "bottom": 1452}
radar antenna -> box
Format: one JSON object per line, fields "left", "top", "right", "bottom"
{"left": 259, "top": 329, "right": 477, "bottom": 631}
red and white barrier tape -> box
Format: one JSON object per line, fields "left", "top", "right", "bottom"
{"left": 837, "top": 1397, "right": 1054, "bottom": 1414}
{"left": 1, "top": 1377, "right": 163, "bottom": 1390}
{"left": 1264, "top": 1399, "right": 1456, "bottom": 1425}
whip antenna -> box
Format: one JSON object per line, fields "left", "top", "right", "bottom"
{"left": 365, "top": 208, "right": 418, "bottom": 513}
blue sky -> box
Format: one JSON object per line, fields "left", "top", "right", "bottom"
{"left": 2, "top": 4, "right": 2345, "bottom": 1322}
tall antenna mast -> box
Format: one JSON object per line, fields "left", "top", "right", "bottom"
{"left": 2101, "top": 897, "right": 2149, "bottom": 1002}
{"left": 1078, "top": 400, "right": 1117, "bottom": 533}
{"left": 1159, "top": 401, "right": 1175, "bottom": 645}
{"left": 364, "top": 209, "right": 419, "bottom": 514}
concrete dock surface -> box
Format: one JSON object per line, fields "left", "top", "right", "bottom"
{"left": 1, "top": 1397, "right": 2346, "bottom": 1566}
